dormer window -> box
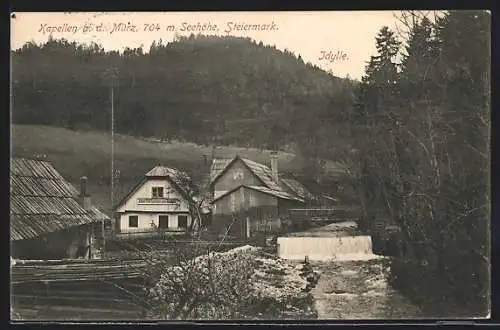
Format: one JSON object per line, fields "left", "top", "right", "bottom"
{"left": 152, "top": 187, "right": 164, "bottom": 198}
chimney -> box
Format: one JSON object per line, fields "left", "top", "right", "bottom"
{"left": 270, "top": 151, "right": 279, "bottom": 182}
{"left": 79, "top": 176, "right": 92, "bottom": 210}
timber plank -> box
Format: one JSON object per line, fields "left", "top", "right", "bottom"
{"left": 13, "top": 294, "right": 141, "bottom": 307}
{"left": 12, "top": 306, "right": 144, "bottom": 321}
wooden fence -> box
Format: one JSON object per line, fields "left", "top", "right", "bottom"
{"left": 288, "top": 206, "right": 361, "bottom": 229}
{"left": 112, "top": 229, "right": 187, "bottom": 241}
{"left": 10, "top": 258, "right": 151, "bottom": 284}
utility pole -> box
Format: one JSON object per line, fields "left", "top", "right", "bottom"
{"left": 102, "top": 67, "right": 119, "bottom": 257}
{"left": 111, "top": 83, "right": 115, "bottom": 208}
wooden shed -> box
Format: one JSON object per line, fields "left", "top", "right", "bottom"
{"left": 10, "top": 157, "right": 110, "bottom": 260}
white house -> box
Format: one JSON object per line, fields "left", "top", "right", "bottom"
{"left": 114, "top": 166, "right": 194, "bottom": 238}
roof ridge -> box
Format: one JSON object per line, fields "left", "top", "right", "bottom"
{"left": 146, "top": 165, "right": 186, "bottom": 174}
{"left": 11, "top": 195, "right": 80, "bottom": 198}
{"left": 11, "top": 157, "right": 50, "bottom": 162}
{"left": 11, "top": 174, "right": 64, "bottom": 177}
{"left": 11, "top": 211, "right": 94, "bottom": 216}
{"left": 241, "top": 157, "right": 270, "bottom": 167}
{"left": 243, "top": 184, "right": 304, "bottom": 202}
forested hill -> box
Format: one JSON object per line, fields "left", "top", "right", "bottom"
{"left": 11, "top": 35, "right": 352, "bottom": 151}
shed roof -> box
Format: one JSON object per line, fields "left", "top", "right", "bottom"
{"left": 281, "top": 178, "right": 315, "bottom": 201}
{"left": 210, "top": 184, "right": 304, "bottom": 204}
{"left": 10, "top": 158, "right": 109, "bottom": 241}
{"left": 245, "top": 185, "right": 305, "bottom": 202}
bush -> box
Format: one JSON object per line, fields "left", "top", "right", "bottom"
{"left": 147, "top": 246, "right": 256, "bottom": 319}
{"left": 145, "top": 245, "right": 320, "bottom": 320}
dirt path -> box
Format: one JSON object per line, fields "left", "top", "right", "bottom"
{"left": 311, "top": 258, "right": 422, "bottom": 320}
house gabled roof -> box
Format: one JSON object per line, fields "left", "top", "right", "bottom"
{"left": 281, "top": 178, "right": 315, "bottom": 201}
{"left": 146, "top": 166, "right": 186, "bottom": 179}
{"left": 10, "top": 158, "right": 109, "bottom": 241}
{"left": 245, "top": 185, "right": 305, "bottom": 202}
{"left": 210, "top": 158, "right": 234, "bottom": 183}
{"left": 114, "top": 165, "right": 196, "bottom": 211}
{"left": 210, "top": 184, "right": 305, "bottom": 204}
{"left": 210, "top": 155, "right": 314, "bottom": 201}
{"left": 210, "top": 156, "right": 281, "bottom": 191}
{"left": 320, "top": 195, "right": 340, "bottom": 203}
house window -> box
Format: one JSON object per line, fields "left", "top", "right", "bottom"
{"left": 158, "top": 215, "right": 169, "bottom": 229}
{"left": 178, "top": 215, "right": 188, "bottom": 229}
{"left": 152, "top": 187, "right": 164, "bottom": 198}
{"left": 128, "top": 215, "right": 139, "bottom": 228}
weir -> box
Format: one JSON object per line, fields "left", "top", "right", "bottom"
{"left": 277, "top": 222, "right": 382, "bottom": 261}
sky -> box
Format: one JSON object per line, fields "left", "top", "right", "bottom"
{"left": 11, "top": 11, "right": 413, "bottom": 80}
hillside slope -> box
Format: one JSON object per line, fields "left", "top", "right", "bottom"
{"left": 11, "top": 125, "right": 346, "bottom": 214}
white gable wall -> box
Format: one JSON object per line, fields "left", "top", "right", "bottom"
{"left": 116, "top": 178, "right": 190, "bottom": 213}
{"left": 115, "top": 178, "right": 193, "bottom": 234}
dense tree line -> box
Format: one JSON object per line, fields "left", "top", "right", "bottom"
{"left": 344, "top": 11, "right": 490, "bottom": 315}
{"left": 11, "top": 34, "right": 346, "bottom": 154}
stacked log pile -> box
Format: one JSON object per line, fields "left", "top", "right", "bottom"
{"left": 11, "top": 258, "right": 150, "bottom": 284}
{"left": 11, "top": 258, "right": 153, "bottom": 320}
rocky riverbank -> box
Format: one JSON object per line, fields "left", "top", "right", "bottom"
{"left": 311, "top": 257, "right": 422, "bottom": 319}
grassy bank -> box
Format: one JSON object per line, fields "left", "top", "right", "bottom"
{"left": 11, "top": 124, "right": 311, "bottom": 214}
{"left": 389, "top": 258, "right": 490, "bottom": 319}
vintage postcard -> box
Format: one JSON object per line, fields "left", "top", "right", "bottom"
{"left": 10, "top": 11, "right": 491, "bottom": 321}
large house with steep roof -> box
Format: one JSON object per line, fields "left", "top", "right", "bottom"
{"left": 208, "top": 153, "right": 314, "bottom": 237}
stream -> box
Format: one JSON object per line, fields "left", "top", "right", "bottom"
{"left": 310, "top": 258, "right": 422, "bottom": 319}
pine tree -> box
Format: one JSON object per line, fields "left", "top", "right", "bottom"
{"left": 353, "top": 26, "right": 402, "bottom": 232}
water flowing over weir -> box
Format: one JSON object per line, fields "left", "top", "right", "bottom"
{"left": 277, "top": 236, "right": 379, "bottom": 261}
{"left": 276, "top": 223, "right": 421, "bottom": 319}
{"left": 276, "top": 221, "right": 382, "bottom": 261}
